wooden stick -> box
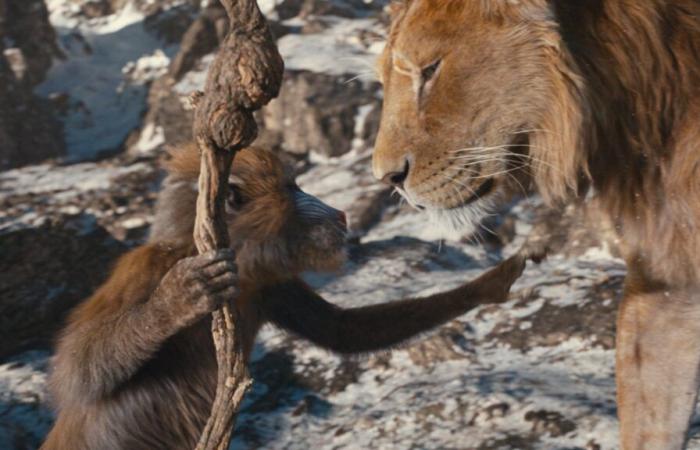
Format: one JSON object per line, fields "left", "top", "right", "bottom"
{"left": 191, "top": 0, "right": 283, "bottom": 449}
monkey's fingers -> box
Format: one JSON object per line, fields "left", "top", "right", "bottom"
{"left": 470, "top": 254, "right": 526, "bottom": 303}
{"left": 519, "top": 239, "right": 549, "bottom": 264}
{"left": 203, "top": 259, "right": 238, "bottom": 278}
{"left": 496, "top": 253, "right": 527, "bottom": 287}
{"left": 200, "top": 248, "right": 236, "bottom": 265}
{"left": 213, "top": 286, "right": 239, "bottom": 302}
{"left": 208, "top": 272, "right": 239, "bottom": 293}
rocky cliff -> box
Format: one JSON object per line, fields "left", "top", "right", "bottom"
{"left": 0, "top": 1, "right": 685, "bottom": 449}
{"left": 0, "top": 0, "right": 64, "bottom": 169}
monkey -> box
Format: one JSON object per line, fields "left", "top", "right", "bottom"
{"left": 40, "top": 144, "right": 528, "bottom": 450}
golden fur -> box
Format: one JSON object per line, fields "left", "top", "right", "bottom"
{"left": 373, "top": 1, "right": 700, "bottom": 447}
{"left": 373, "top": 0, "right": 700, "bottom": 283}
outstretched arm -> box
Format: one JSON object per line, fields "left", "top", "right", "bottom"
{"left": 50, "top": 246, "right": 237, "bottom": 406}
{"left": 259, "top": 254, "right": 526, "bottom": 354}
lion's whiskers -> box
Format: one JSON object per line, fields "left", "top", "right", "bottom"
{"left": 472, "top": 164, "right": 528, "bottom": 179}
{"left": 337, "top": 56, "right": 381, "bottom": 81}
{"left": 511, "top": 128, "right": 557, "bottom": 135}
{"left": 508, "top": 153, "right": 568, "bottom": 175}
{"left": 344, "top": 71, "right": 378, "bottom": 83}
{"left": 394, "top": 186, "right": 423, "bottom": 211}
{"left": 449, "top": 142, "right": 569, "bottom": 177}
{"left": 449, "top": 145, "right": 502, "bottom": 153}
{"left": 437, "top": 171, "right": 478, "bottom": 199}
{"left": 504, "top": 170, "right": 532, "bottom": 202}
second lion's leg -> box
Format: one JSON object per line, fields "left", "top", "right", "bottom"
{"left": 617, "top": 286, "right": 700, "bottom": 450}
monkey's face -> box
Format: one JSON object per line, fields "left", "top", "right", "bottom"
{"left": 285, "top": 187, "right": 348, "bottom": 273}
{"left": 225, "top": 148, "right": 347, "bottom": 281}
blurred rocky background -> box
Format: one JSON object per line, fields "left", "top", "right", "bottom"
{"left": 0, "top": 1, "right": 681, "bottom": 449}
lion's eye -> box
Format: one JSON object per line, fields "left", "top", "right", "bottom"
{"left": 421, "top": 60, "right": 441, "bottom": 82}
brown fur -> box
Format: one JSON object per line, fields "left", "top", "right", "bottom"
{"left": 42, "top": 145, "right": 527, "bottom": 450}
{"left": 373, "top": 1, "right": 700, "bottom": 447}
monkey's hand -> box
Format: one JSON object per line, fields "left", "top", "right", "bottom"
{"left": 152, "top": 249, "right": 239, "bottom": 329}
{"left": 469, "top": 253, "right": 527, "bottom": 304}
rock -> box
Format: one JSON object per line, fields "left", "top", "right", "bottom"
{"left": 0, "top": 0, "right": 65, "bottom": 169}
{"left": 144, "top": 3, "right": 199, "bottom": 45}
{"left": 108, "top": 0, "right": 200, "bottom": 16}
{"left": 0, "top": 59, "right": 64, "bottom": 170}
{"left": 524, "top": 409, "right": 577, "bottom": 437}
{"left": 519, "top": 200, "right": 621, "bottom": 259}
{"left": 0, "top": 351, "right": 52, "bottom": 450}
{"left": 130, "top": 74, "right": 194, "bottom": 153}
{"left": 3, "top": 0, "right": 61, "bottom": 86}
{"left": 79, "top": 0, "right": 113, "bottom": 18}
{"left": 258, "top": 70, "right": 381, "bottom": 157}
{"left": 128, "top": 5, "right": 229, "bottom": 154}
{"left": 0, "top": 152, "right": 161, "bottom": 358}
{"left": 0, "top": 158, "right": 161, "bottom": 242}
{"left": 0, "top": 3, "right": 641, "bottom": 449}
{"left": 0, "top": 222, "right": 127, "bottom": 359}
{"left": 167, "top": 4, "right": 227, "bottom": 81}
{"left": 274, "top": 0, "right": 387, "bottom": 20}
{"left": 162, "top": 3, "right": 290, "bottom": 84}
{"left": 299, "top": 0, "right": 359, "bottom": 19}
{"left": 129, "top": 1, "right": 383, "bottom": 158}
{"left": 132, "top": 68, "right": 380, "bottom": 159}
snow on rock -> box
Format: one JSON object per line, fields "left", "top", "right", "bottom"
{"left": 37, "top": 0, "right": 179, "bottom": 160}
{"left": 277, "top": 16, "right": 384, "bottom": 76}
{"left": 231, "top": 239, "right": 628, "bottom": 450}
{"left": 0, "top": 0, "right": 65, "bottom": 169}
{"left": 0, "top": 154, "right": 160, "bottom": 241}
{"left": 1, "top": 132, "right": 642, "bottom": 449}
{"left": 0, "top": 352, "right": 53, "bottom": 450}
{"left": 133, "top": 6, "right": 385, "bottom": 156}
{"left": 5, "top": 2, "right": 700, "bottom": 450}
{"left": 0, "top": 160, "right": 150, "bottom": 199}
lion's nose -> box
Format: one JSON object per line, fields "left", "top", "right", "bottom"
{"left": 378, "top": 159, "right": 410, "bottom": 189}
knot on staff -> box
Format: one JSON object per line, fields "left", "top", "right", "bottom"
{"left": 190, "top": 1, "right": 283, "bottom": 449}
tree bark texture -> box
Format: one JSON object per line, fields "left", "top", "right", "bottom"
{"left": 191, "top": 0, "right": 283, "bottom": 448}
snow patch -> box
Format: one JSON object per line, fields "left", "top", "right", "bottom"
{"left": 0, "top": 162, "right": 150, "bottom": 197}
{"left": 133, "top": 122, "right": 166, "bottom": 154}
{"left": 277, "top": 17, "right": 383, "bottom": 76}
{"left": 37, "top": 0, "right": 177, "bottom": 160}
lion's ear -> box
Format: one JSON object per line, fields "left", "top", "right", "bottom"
{"left": 529, "top": 41, "right": 590, "bottom": 204}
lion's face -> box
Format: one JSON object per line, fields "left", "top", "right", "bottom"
{"left": 373, "top": 0, "right": 587, "bottom": 229}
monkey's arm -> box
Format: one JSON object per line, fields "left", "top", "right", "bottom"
{"left": 51, "top": 246, "right": 237, "bottom": 405}
{"left": 260, "top": 254, "right": 525, "bottom": 354}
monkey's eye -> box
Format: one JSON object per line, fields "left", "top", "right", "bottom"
{"left": 226, "top": 184, "right": 247, "bottom": 211}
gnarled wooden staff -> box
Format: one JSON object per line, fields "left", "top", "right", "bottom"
{"left": 190, "top": 0, "right": 283, "bottom": 449}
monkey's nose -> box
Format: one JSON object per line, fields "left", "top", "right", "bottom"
{"left": 380, "top": 159, "right": 410, "bottom": 189}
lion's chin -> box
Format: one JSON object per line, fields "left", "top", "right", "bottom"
{"left": 425, "top": 196, "right": 494, "bottom": 235}
{"left": 416, "top": 177, "right": 500, "bottom": 235}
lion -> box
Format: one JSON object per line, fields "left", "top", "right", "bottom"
{"left": 371, "top": 1, "right": 700, "bottom": 448}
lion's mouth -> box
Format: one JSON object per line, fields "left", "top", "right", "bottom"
{"left": 450, "top": 178, "right": 495, "bottom": 209}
